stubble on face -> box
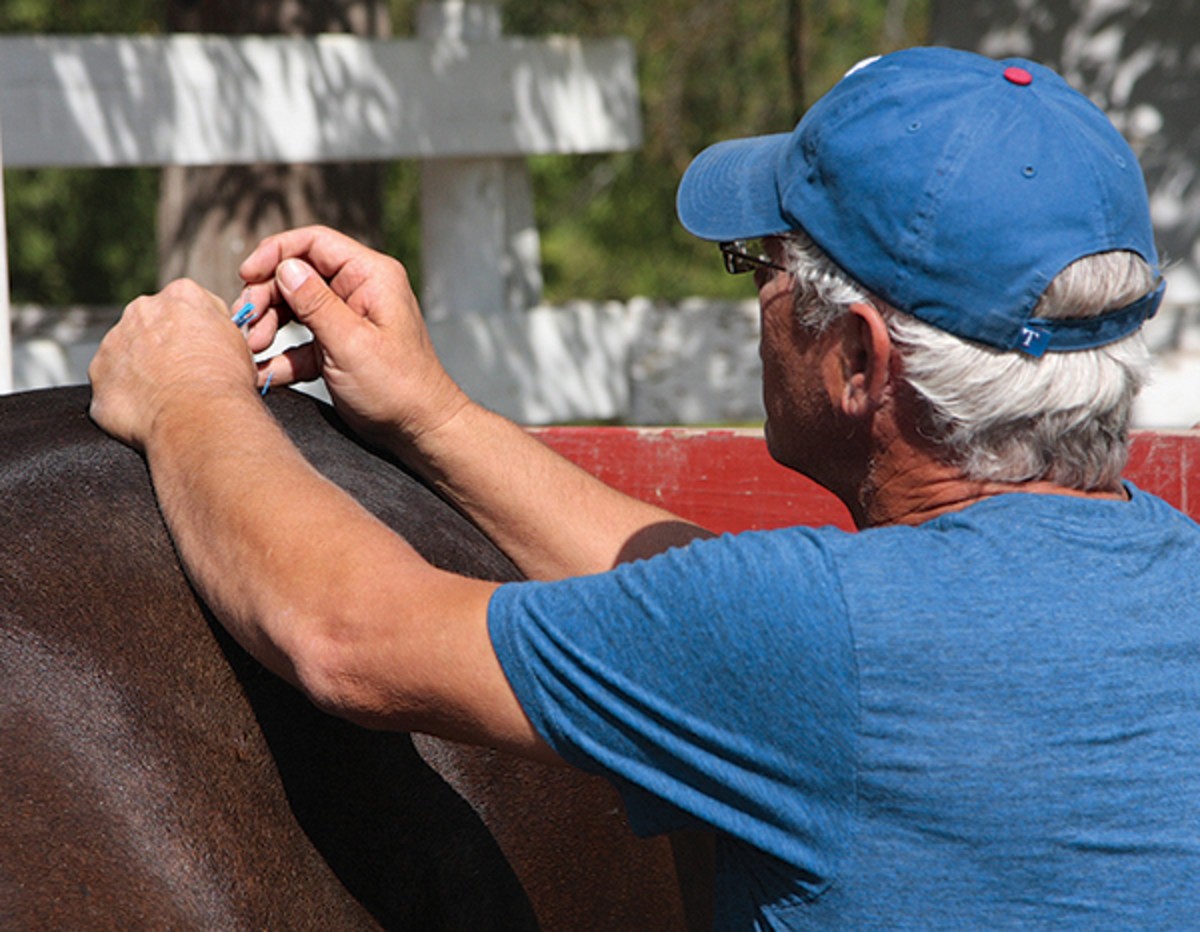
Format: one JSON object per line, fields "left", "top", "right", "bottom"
{"left": 757, "top": 273, "right": 872, "bottom": 505}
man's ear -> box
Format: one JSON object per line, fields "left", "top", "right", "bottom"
{"left": 839, "top": 302, "right": 893, "bottom": 417}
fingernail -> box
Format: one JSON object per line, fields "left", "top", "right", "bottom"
{"left": 278, "top": 259, "right": 312, "bottom": 293}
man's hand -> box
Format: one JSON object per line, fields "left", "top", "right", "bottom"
{"left": 89, "top": 279, "right": 257, "bottom": 451}
{"left": 238, "top": 225, "right": 469, "bottom": 451}
{"left": 239, "top": 226, "right": 710, "bottom": 581}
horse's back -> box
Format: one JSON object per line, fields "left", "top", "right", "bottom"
{"left": 1, "top": 387, "right": 387, "bottom": 927}
{"left": 0, "top": 386, "right": 694, "bottom": 930}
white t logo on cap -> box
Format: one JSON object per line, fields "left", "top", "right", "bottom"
{"left": 1018, "top": 325, "right": 1051, "bottom": 357}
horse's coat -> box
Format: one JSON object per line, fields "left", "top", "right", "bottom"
{"left": 0, "top": 386, "right": 695, "bottom": 930}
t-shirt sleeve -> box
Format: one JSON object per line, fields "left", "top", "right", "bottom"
{"left": 487, "top": 529, "right": 857, "bottom": 873}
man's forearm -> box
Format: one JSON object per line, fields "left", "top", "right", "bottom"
{"left": 140, "top": 391, "right": 554, "bottom": 758}
{"left": 390, "top": 401, "right": 714, "bottom": 581}
{"left": 144, "top": 393, "right": 366, "bottom": 685}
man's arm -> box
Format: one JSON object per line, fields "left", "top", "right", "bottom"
{"left": 237, "top": 227, "right": 715, "bottom": 581}
{"left": 88, "top": 281, "right": 556, "bottom": 762}
{"left": 371, "top": 400, "right": 711, "bottom": 580}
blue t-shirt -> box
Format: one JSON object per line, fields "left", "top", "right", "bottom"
{"left": 488, "top": 486, "right": 1200, "bottom": 928}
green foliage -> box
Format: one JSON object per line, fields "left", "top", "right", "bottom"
{"left": 379, "top": 160, "right": 424, "bottom": 294}
{"left": 4, "top": 169, "right": 159, "bottom": 304}
{"left": 1, "top": 0, "right": 929, "bottom": 305}
{"left": 0, "top": 0, "right": 160, "bottom": 34}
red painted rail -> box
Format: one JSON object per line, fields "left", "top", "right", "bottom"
{"left": 532, "top": 427, "right": 1200, "bottom": 534}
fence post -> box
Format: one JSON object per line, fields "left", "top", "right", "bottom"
{"left": 0, "top": 117, "right": 11, "bottom": 394}
{"left": 416, "top": 1, "right": 543, "bottom": 327}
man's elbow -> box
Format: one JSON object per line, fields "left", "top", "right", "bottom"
{"left": 284, "top": 610, "right": 415, "bottom": 731}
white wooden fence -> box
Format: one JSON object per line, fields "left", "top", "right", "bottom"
{"left": 0, "top": 3, "right": 708, "bottom": 424}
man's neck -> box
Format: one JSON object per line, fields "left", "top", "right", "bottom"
{"left": 855, "top": 467, "right": 1128, "bottom": 530}
{"left": 841, "top": 405, "right": 1128, "bottom": 529}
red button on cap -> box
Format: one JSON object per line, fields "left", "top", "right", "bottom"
{"left": 1004, "top": 66, "right": 1033, "bottom": 86}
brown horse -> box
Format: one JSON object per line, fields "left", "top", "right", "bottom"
{"left": 0, "top": 386, "right": 710, "bottom": 930}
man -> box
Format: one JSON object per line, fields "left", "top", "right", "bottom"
{"left": 90, "top": 47, "right": 1198, "bottom": 927}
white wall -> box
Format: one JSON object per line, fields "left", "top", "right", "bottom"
{"left": 13, "top": 296, "right": 1200, "bottom": 430}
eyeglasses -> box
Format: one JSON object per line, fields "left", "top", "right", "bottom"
{"left": 719, "top": 239, "right": 787, "bottom": 275}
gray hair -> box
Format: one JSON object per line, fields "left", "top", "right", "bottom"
{"left": 778, "top": 231, "right": 1156, "bottom": 490}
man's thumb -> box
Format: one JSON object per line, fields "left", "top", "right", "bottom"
{"left": 277, "top": 259, "right": 343, "bottom": 331}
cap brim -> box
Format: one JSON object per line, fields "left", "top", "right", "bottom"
{"left": 676, "top": 131, "right": 795, "bottom": 242}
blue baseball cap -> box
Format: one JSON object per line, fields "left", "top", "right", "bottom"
{"left": 676, "top": 47, "right": 1164, "bottom": 356}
